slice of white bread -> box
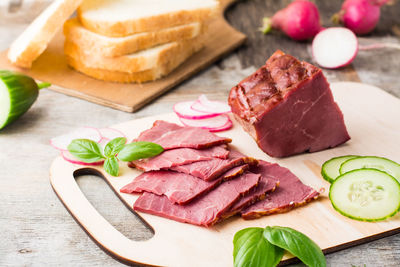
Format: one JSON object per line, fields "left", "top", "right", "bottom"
{"left": 64, "top": 36, "right": 204, "bottom": 73}
{"left": 77, "top": 0, "right": 218, "bottom": 37}
{"left": 7, "top": 0, "right": 82, "bottom": 68}
{"left": 63, "top": 18, "right": 202, "bottom": 57}
{"left": 65, "top": 38, "right": 203, "bottom": 83}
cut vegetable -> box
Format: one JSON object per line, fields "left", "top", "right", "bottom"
{"left": 312, "top": 27, "right": 358, "bottom": 69}
{"left": 173, "top": 100, "right": 219, "bottom": 119}
{"left": 61, "top": 150, "right": 104, "bottom": 166}
{"left": 191, "top": 95, "right": 231, "bottom": 114}
{"left": 321, "top": 155, "right": 359, "bottom": 183}
{"left": 340, "top": 156, "right": 400, "bottom": 181}
{"left": 179, "top": 115, "right": 232, "bottom": 132}
{"left": 329, "top": 168, "right": 400, "bottom": 221}
{"left": 50, "top": 127, "right": 101, "bottom": 151}
{"left": 0, "top": 70, "right": 50, "bottom": 130}
{"left": 98, "top": 127, "right": 126, "bottom": 140}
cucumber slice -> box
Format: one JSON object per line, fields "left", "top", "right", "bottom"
{"left": 329, "top": 169, "right": 400, "bottom": 221}
{"left": 321, "top": 155, "right": 359, "bottom": 183}
{"left": 340, "top": 156, "right": 400, "bottom": 182}
{"left": 0, "top": 70, "right": 49, "bottom": 130}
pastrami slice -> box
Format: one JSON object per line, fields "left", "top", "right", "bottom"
{"left": 135, "top": 120, "right": 232, "bottom": 150}
{"left": 168, "top": 150, "right": 258, "bottom": 181}
{"left": 129, "top": 145, "right": 229, "bottom": 171}
{"left": 229, "top": 50, "right": 350, "bottom": 158}
{"left": 120, "top": 170, "right": 222, "bottom": 205}
{"left": 133, "top": 172, "right": 261, "bottom": 227}
{"left": 241, "top": 161, "right": 319, "bottom": 219}
{"left": 221, "top": 164, "right": 249, "bottom": 180}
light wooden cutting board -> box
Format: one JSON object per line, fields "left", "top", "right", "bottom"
{"left": 50, "top": 82, "right": 400, "bottom": 266}
{"left": 0, "top": 0, "right": 245, "bottom": 112}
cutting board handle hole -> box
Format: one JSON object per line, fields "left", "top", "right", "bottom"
{"left": 73, "top": 168, "right": 155, "bottom": 241}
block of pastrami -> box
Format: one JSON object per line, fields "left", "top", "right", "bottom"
{"left": 229, "top": 50, "right": 350, "bottom": 157}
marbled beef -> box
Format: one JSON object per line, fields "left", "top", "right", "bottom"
{"left": 241, "top": 161, "right": 319, "bottom": 219}
{"left": 129, "top": 145, "right": 229, "bottom": 171}
{"left": 135, "top": 120, "right": 232, "bottom": 150}
{"left": 229, "top": 50, "right": 350, "bottom": 157}
{"left": 168, "top": 150, "right": 258, "bottom": 181}
{"left": 133, "top": 172, "right": 260, "bottom": 227}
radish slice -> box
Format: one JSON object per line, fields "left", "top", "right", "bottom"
{"left": 312, "top": 27, "right": 358, "bottom": 69}
{"left": 208, "top": 120, "right": 233, "bottom": 132}
{"left": 50, "top": 127, "right": 101, "bottom": 151}
{"left": 191, "top": 95, "right": 231, "bottom": 114}
{"left": 61, "top": 151, "right": 104, "bottom": 166}
{"left": 173, "top": 101, "right": 219, "bottom": 119}
{"left": 98, "top": 127, "right": 126, "bottom": 140}
{"left": 179, "top": 115, "right": 233, "bottom": 132}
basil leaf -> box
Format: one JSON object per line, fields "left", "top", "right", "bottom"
{"left": 263, "top": 226, "right": 326, "bottom": 267}
{"left": 104, "top": 137, "right": 127, "bottom": 157}
{"left": 117, "top": 141, "right": 164, "bottom": 162}
{"left": 104, "top": 157, "right": 119, "bottom": 177}
{"left": 67, "top": 139, "right": 105, "bottom": 163}
{"left": 233, "top": 227, "right": 284, "bottom": 267}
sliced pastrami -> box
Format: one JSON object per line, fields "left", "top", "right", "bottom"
{"left": 241, "top": 161, "right": 319, "bottom": 219}
{"left": 120, "top": 171, "right": 223, "bottom": 205}
{"left": 169, "top": 150, "right": 258, "bottom": 181}
{"left": 135, "top": 120, "right": 232, "bottom": 150}
{"left": 228, "top": 173, "right": 279, "bottom": 215}
{"left": 221, "top": 164, "right": 249, "bottom": 180}
{"left": 129, "top": 145, "right": 229, "bottom": 171}
{"left": 229, "top": 50, "right": 350, "bottom": 157}
{"left": 133, "top": 172, "right": 261, "bottom": 227}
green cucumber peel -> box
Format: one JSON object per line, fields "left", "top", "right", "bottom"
{"left": 0, "top": 70, "right": 49, "bottom": 130}
{"left": 233, "top": 226, "right": 325, "bottom": 267}
{"left": 68, "top": 137, "right": 163, "bottom": 176}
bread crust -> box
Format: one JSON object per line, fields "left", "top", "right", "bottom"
{"left": 64, "top": 18, "right": 202, "bottom": 57}
{"left": 7, "top": 0, "right": 82, "bottom": 68}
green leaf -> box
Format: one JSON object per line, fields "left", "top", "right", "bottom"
{"left": 233, "top": 227, "right": 284, "bottom": 267}
{"left": 104, "top": 137, "right": 127, "bottom": 157}
{"left": 104, "top": 157, "right": 119, "bottom": 177}
{"left": 263, "top": 226, "right": 326, "bottom": 267}
{"left": 117, "top": 141, "right": 164, "bottom": 162}
{"left": 67, "top": 139, "right": 105, "bottom": 163}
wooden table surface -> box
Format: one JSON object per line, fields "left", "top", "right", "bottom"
{"left": 1, "top": 0, "right": 399, "bottom": 266}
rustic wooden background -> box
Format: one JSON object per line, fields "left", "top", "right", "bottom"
{"left": 0, "top": 0, "right": 399, "bottom": 266}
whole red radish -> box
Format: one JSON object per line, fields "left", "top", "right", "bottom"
{"left": 262, "top": 0, "right": 322, "bottom": 41}
{"left": 334, "top": 0, "right": 390, "bottom": 35}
